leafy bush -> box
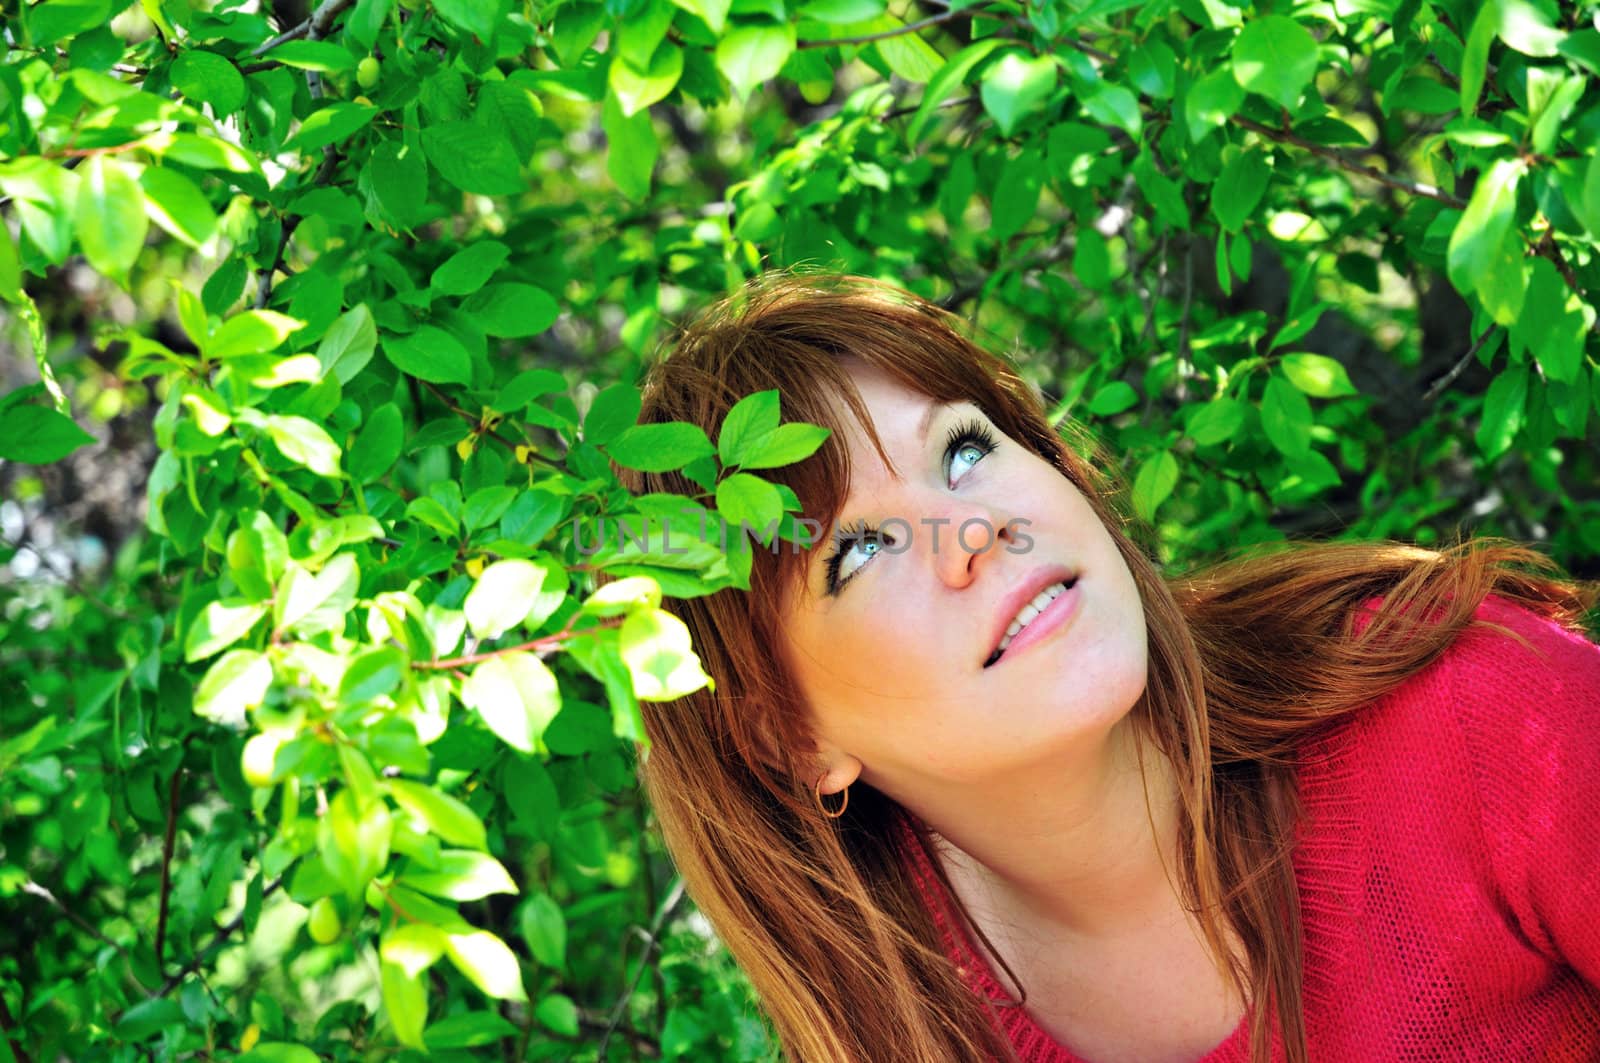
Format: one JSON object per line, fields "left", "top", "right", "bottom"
{"left": 1, "top": 0, "right": 1595, "bottom": 1059}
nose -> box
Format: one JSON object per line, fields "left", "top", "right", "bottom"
{"left": 926, "top": 500, "right": 1015, "bottom": 589}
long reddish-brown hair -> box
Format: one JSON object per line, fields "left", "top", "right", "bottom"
{"left": 617, "top": 273, "right": 1596, "bottom": 1063}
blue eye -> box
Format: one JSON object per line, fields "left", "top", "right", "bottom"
{"left": 823, "top": 521, "right": 892, "bottom": 594}
{"left": 944, "top": 419, "right": 998, "bottom": 487}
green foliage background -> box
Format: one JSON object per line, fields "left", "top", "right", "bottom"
{"left": 2, "top": 0, "right": 1597, "bottom": 1058}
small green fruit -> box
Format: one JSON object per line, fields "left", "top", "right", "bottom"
{"left": 357, "top": 57, "right": 381, "bottom": 91}
{"left": 240, "top": 733, "right": 280, "bottom": 788}
{"left": 799, "top": 79, "right": 832, "bottom": 106}
{"left": 307, "top": 897, "right": 342, "bottom": 944}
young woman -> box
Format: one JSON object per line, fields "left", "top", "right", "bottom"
{"left": 616, "top": 273, "right": 1600, "bottom": 1063}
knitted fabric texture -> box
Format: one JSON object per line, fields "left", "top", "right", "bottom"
{"left": 898, "top": 596, "right": 1600, "bottom": 1062}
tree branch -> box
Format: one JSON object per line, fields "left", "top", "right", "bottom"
{"left": 0, "top": 987, "right": 35, "bottom": 1063}
{"left": 593, "top": 878, "right": 687, "bottom": 1061}
{"left": 154, "top": 877, "right": 283, "bottom": 999}
{"left": 153, "top": 755, "right": 186, "bottom": 969}
{"left": 249, "top": 0, "right": 359, "bottom": 58}
{"left": 1422, "top": 323, "right": 1495, "bottom": 401}
{"left": 412, "top": 616, "right": 624, "bottom": 671}
{"left": 21, "top": 880, "right": 125, "bottom": 953}
{"left": 1234, "top": 116, "right": 1466, "bottom": 208}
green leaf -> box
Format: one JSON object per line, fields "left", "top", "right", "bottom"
{"left": 1280, "top": 352, "right": 1357, "bottom": 397}
{"left": 715, "top": 23, "right": 796, "bottom": 100}
{"left": 610, "top": 43, "right": 683, "bottom": 117}
{"left": 1446, "top": 158, "right": 1523, "bottom": 298}
{"left": 1231, "top": 16, "right": 1319, "bottom": 109}
{"left": 1186, "top": 397, "right": 1248, "bottom": 445}
{"left": 735, "top": 422, "right": 830, "bottom": 469}
{"left": 238, "top": 1045, "right": 320, "bottom": 1063}
{"left": 170, "top": 49, "right": 247, "bottom": 112}
{"left": 461, "top": 652, "right": 561, "bottom": 753}
{"left": 383, "top": 326, "right": 473, "bottom": 385}
{"left": 29, "top": 0, "right": 113, "bottom": 46}
{"left": 871, "top": 20, "right": 943, "bottom": 84}
{"left": 618, "top": 608, "right": 714, "bottom": 701}
{"left": 210, "top": 310, "right": 302, "bottom": 359}
{"left": 435, "top": 0, "right": 505, "bottom": 40}
{"left": 424, "top": 1012, "right": 520, "bottom": 1050}
{"left": 715, "top": 473, "right": 782, "bottom": 537}
{"left": 381, "top": 923, "right": 448, "bottom": 976}
{"left": 520, "top": 893, "right": 567, "bottom": 969}
{"left": 990, "top": 149, "right": 1044, "bottom": 243}
{"left": 445, "top": 930, "right": 527, "bottom": 1002}
{"left": 581, "top": 575, "right": 663, "bottom": 617}
{"left": 263, "top": 414, "right": 342, "bottom": 477}
{"left": 194, "top": 650, "right": 272, "bottom": 727}
{"left": 275, "top": 554, "right": 359, "bottom": 634}
{"left": 422, "top": 122, "right": 523, "bottom": 195}
{"left": 1185, "top": 66, "right": 1246, "bottom": 142}
{"left": 1461, "top": 2, "right": 1498, "bottom": 116}
{"left": 908, "top": 38, "right": 1005, "bottom": 145}
{"left": 535, "top": 995, "right": 580, "bottom": 1037}
{"left": 381, "top": 962, "right": 427, "bottom": 1051}
{"left": 432, "top": 242, "right": 509, "bottom": 296}
{"left": 1260, "top": 373, "right": 1313, "bottom": 458}
{"left": 74, "top": 156, "right": 147, "bottom": 280}
{"left": 317, "top": 305, "right": 378, "bottom": 384}
{"left": 798, "top": 0, "right": 883, "bottom": 21}
{"left": 462, "top": 283, "right": 560, "bottom": 338}
{"left": 1476, "top": 363, "right": 1527, "bottom": 459}
{"left": 1088, "top": 381, "right": 1139, "bottom": 416}
{"left": 0, "top": 405, "right": 95, "bottom": 463}
{"left": 139, "top": 167, "right": 215, "bottom": 249}
{"left": 388, "top": 779, "right": 489, "bottom": 850}
{"left": 464, "top": 559, "right": 552, "bottom": 640}
{"left": 1131, "top": 450, "right": 1178, "bottom": 522}
{"left": 0, "top": 217, "right": 21, "bottom": 302}
{"left": 399, "top": 849, "right": 518, "bottom": 901}
{"left": 602, "top": 94, "right": 659, "bottom": 200}
{"left": 606, "top": 422, "right": 716, "bottom": 471}
{"left": 262, "top": 39, "right": 356, "bottom": 73}
{"left": 340, "top": 645, "right": 407, "bottom": 706}
{"left": 1498, "top": 0, "right": 1564, "bottom": 56}
{"left": 980, "top": 52, "right": 1057, "bottom": 137}
{"left": 348, "top": 403, "right": 404, "bottom": 483}
{"left": 285, "top": 102, "right": 378, "bottom": 153}
{"left": 583, "top": 383, "right": 643, "bottom": 446}
{"left": 1080, "top": 82, "right": 1140, "bottom": 138}
{"left": 185, "top": 601, "right": 266, "bottom": 662}
{"left": 1212, "top": 148, "right": 1270, "bottom": 234}
{"left": 717, "top": 389, "right": 781, "bottom": 465}
{"left": 320, "top": 788, "right": 392, "bottom": 899}
{"left": 494, "top": 369, "right": 567, "bottom": 413}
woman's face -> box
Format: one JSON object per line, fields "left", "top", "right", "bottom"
{"left": 778, "top": 360, "right": 1149, "bottom": 798}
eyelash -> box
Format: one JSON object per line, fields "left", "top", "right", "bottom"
{"left": 822, "top": 418, "right": 999, "bottom": 595}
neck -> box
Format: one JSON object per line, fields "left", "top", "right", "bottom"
{"left": 914, "top": 713, "right": 1188, "bottom": 946}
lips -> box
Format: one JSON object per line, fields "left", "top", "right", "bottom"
{"left": 983, "top": 567, "right": 1079, "bottom": 668}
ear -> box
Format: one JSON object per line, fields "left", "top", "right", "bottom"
{"left": 807, "top": 742, "right": 863, "bottom": 797}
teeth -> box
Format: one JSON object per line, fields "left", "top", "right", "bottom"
{"left": 991, "top": 580, "right": 1073, "bottom": 661}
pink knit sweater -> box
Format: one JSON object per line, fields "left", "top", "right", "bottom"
{"left": 900, "top": 596, "right": 1600, "bottom": 1061}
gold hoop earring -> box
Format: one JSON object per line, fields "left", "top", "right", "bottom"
{"left": 814, "top": 775, "right": 849, "bottom": 819}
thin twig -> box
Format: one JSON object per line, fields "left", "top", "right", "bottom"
{"left": 21, "top": 880, "right": 125, "bottom": 953}
{"left": 154, "top": 878, "right": 283, "bottom": 998}
{"left": 249, "top": 0, "right": 358, "bottom": 57}
{"left": 593, "top": 878, "right": 688, "bottom": 1061}
{"left": 1234, "top": 116, "right": 1466, "bottom": 208}
{"left": 797, "top": 8, "right": 969, "bottom": 49}
{"left": 1, "top": 535, "right": 128, "bottom": 621}
{"left": 0, "top": 989, "right": 34, "bottom": 1063}
{"left": 1422, "top": 324, "right": 1495, "bottom": 401}
{"left": 153, "top": 755, "right": 186, "bottom": 969}
{"left": 878, "top": 92, "right": 978, "bottom": 124}
{"left": 413, "top": 616, "right": 624, "bottom": 670}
